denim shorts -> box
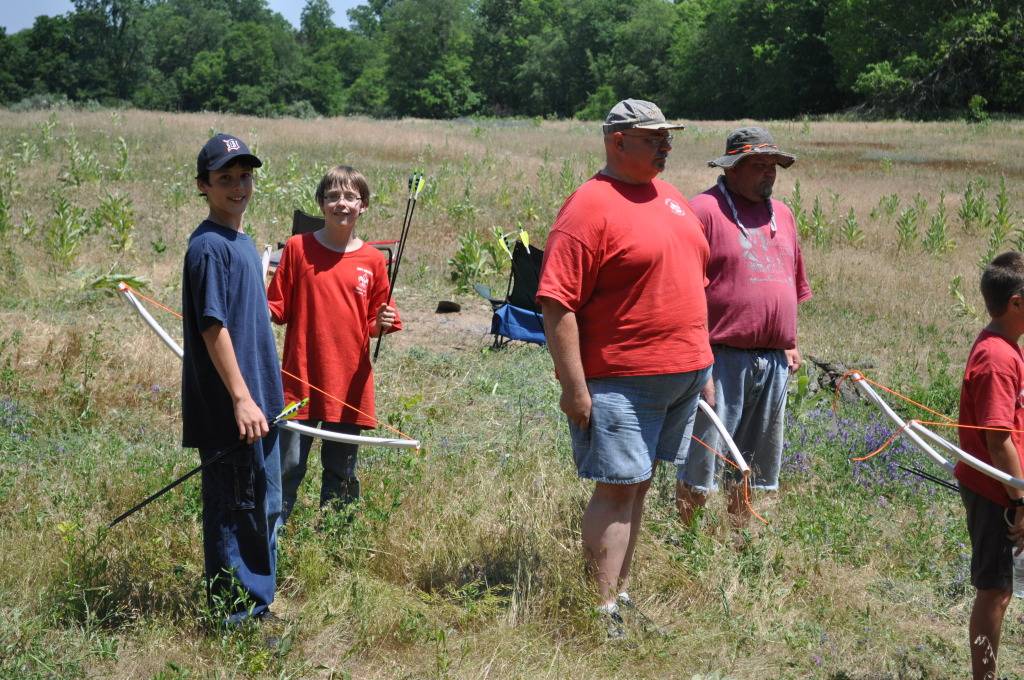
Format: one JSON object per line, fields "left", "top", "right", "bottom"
{"left": 677, "top": 346, "right": 789, "bottom": 492}
{"left": 568, "top": 367, "right": 711, "bottom": 485}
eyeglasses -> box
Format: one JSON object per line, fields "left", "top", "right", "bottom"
{"left": 620, "top": 132, "right": 673, "bottom": 147}
{"left": 323, "top": 190, "right": 363, "bottom": 205}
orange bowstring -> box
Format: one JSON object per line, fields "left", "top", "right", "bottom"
{"left": 690, "top": 435, "right": 767, "bottom": 525}
{"left": 849, "top": 422, "right": 913, "bottom": 462}
{"left": 838, "top": 370, "right": 1024, "bottom": 463}
{"left": 834, "top": 370, "right": 955, "bottom": 423}
{"left": 122, "top": 283, "right": 416, "bottom": 442}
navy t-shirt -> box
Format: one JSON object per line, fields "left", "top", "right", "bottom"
{"left": 181, "top": 220, "right": 284, "bottom": 449}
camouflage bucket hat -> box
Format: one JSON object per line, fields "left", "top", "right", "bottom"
{"left": 708, "top": 127, "right": 796, "bottom": 169}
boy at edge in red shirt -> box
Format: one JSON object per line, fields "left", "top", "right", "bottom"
{"left": 956, "top": 251, "right": 1024, "bottom": 679}
{"left": 267, "top": 166, "right": 401, "bottom": 521}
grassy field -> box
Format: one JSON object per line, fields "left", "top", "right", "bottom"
{"left": 1, "top": 108, "right": 1023, "bottom": 679}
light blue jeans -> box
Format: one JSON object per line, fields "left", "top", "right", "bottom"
{"left": 568, "top": 367, "right": 712, "bottom": 485}
{"left": 677, "top": 346, "right": 789, "bottom": 492}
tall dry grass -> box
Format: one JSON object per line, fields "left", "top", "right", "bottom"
{"left": 0, "top": 109, "right": 1022, "bottom": 678}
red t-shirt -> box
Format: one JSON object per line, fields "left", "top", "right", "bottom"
{"left": 690, "top": 186, "right": 812, "bottom": 349}
{"left": 955, "top": 329, "right": 1024, "bottom": 507}
{"left": 536, "top": 174, "right": 713, "bottom": 378}
{"left": 267, "top": 234, "right": 401, "bottom": 426}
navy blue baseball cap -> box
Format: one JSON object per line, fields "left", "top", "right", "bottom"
{"left": 196, "top": 133, "right": 262, "bottom": 177}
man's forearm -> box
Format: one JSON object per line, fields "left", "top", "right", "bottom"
{"left": 201, "top": 324, "right": 252, "bottom": 403}
{"left": 540, "top": 299, "right": 586, "bottom": 393}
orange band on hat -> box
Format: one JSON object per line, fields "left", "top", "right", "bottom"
{"left": 727, "top": 143, "right": 780, "bottom": 155}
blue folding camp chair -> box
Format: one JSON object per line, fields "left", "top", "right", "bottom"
{"left": 476, "top": 239, "right": 545, "bottom": 348}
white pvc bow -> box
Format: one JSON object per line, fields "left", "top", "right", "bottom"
{"left": 116, "top": 283, "right": 420, "bottom": 450}
{"left": 850, "top": 372, "right": 1024, "bottom": 490}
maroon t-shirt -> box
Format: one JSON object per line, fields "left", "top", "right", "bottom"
{"left": 955, "top": 329, "right": 1024, "bottom": 507}
{"left": 690, "top": 185, "right": 812, "bottom": 349}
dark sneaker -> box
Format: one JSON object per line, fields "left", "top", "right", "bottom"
{"left": 598, "top": 607, "right": 627, "bottom": 640}
{"left": 256, "top": 610, "right": 286, "bottom": 652}
{"left": 616, "top": 593, "right": 666, "bottom": 636}
{"left": 257, "top": 610, "right": 286, "bottom": 625}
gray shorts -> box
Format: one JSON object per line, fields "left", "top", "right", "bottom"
{"left": 568, "top": 367, "right": 711, "bottom": 485}
{"left": 677, "top": 346, "right": 789, "bottom": 492}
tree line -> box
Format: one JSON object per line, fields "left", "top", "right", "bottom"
{"left": 0, "top": 0, "right": 1021, "bottom": 120}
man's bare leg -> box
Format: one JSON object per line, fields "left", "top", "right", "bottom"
{"left": 675, "top": 481, "right": 707, "bottom": 526}
{"left": 616, "top": 478, "right": 651, "bottom": 593}
{"left": 726, "top": 481, "right": 750, "bottom": 527}
{"left": 582, "top": 481, "right": 642, "bottom": 605}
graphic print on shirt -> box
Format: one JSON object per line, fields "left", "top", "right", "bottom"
{"left": 665, "top": 198, "right": 686, "bottom": 217}
{"left": 355, "top": 266, "right": 372, "bottom": 296}
{"left": 737, "top": 225, "right": 794, "bottom": 286}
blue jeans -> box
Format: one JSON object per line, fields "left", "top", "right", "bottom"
{"left": 280, "top": 420, "right": 361, "bottom": 521}
{"left": 568, "top": 368, "right": 711, "bottom": 485}
{"left": 199, "top": 430, "right": 282, "bottom": 624}
{"left": 677, "top": 346, "right": 789, "bottom": 492}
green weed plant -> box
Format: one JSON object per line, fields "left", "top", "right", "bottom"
{"left": 840, "top": 207, "right": 864, "bottom": 246}
{"left": 91, "top": 193, "right": 136, "bottom": 254}
{"left": 870, "top": 193, "right": 901, "bottom": 224}
{"left": 922, "top": 192, "right": 955, "bottom": 256}
{"left": 60, "top": 132, "right": 103, "bottom": 186}
{"left": 45, "top": 193, "right": 90, "bottom": 269}
{"left": 958, "top": 178, "right": 990, "bottom": 234}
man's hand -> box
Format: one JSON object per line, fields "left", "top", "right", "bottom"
{"left": 701, "top": 376, "right": 716, "bottom": 408}
{"left": 784, "top": 347, "right": 802, "bottom": 374}
{"left": 375, "top": 303, "right": 397, "bottom": 335}
{"left": 234, "top": 396, "right": 269, "bottom": 444}
{"left": 1010, "top": 505, "right": 1024, "bottom": 548}
{"left": 560, "top": 385, "right": 592, "bottom": 430}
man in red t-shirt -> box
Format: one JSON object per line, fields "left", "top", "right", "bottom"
{"left": 676, "top": 127, "right": 812, "bottom": 527}
{"left": 537, "top": 99, "right": 713, "bottom": 636}
{"left": 955, "top": 252, "right": 1024, "bottom": 680}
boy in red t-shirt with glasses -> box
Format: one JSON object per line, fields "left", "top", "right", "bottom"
{"left": 956, "top": 251, "right": 1024, "bottom": 679}
{"left": 267, "top": 166, "right": 401, "bottom": 521}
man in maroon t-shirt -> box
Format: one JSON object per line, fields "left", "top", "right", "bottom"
{"left": 676, "top": 127, "right": 812, "bottom": 527}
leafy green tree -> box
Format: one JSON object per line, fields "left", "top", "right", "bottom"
{"left": 826, "top": 0, "right": 1023, "bottom": 115}
{"left": 593, "top": 0, "right": 681, "bottom": 112}
{"left": 299, "top": 0, "right": 334, "bottom": 50}
{"left": 381, "top": 0, "right": 480, "bottom": 117}
{"left": 68, "top": 0, "right": 149, "bottom": 102}
{"left": 179, "top": 49, "right": 229, "bottom": 111}
{"left": 6, "top": 15, "right": 77, "bottom": 99}
{"left": 0, "top": 29, "right": 25, "bottom": 102}
{"left": 348, "top": 0, "right": 397, "bottom": 37}
{"left": 668, "top": 0, "right": 843, "bottom": 119}
{"left": 0, "top": 0, "right": 1017, "bottom": 118}
{"left": 472, "top": 0, "right": 554, "bottom": 115}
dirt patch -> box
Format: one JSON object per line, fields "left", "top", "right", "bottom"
{"left": 902, "top": 157, "right": 1024, "bottom": 179}
{"left": 803, "top": 141, "right": 897, "bottom": 150}
{"left": 387, "top": 297, "right": 496, "bottom": 353}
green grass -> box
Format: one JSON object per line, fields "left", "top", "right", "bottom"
{"left": 1, "top": 108, "right": 1023, "bottom": 678}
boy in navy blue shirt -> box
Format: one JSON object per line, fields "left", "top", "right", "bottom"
{"left": 182, "top": 133, "right": 284, "bottom": 624}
